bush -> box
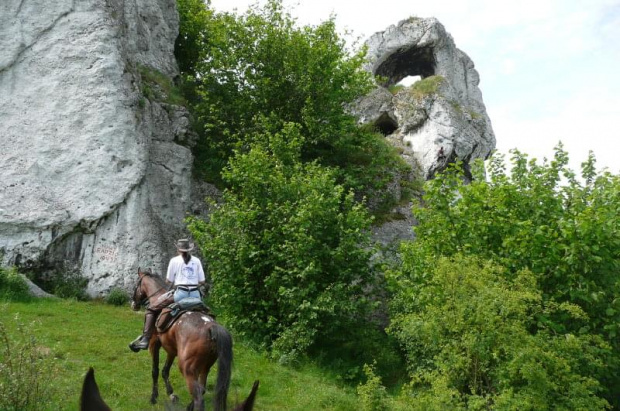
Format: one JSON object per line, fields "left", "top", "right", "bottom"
{"left": 188, "top": 122, "right": 377, "bottom": 360}
{"left": 357, "top": 362, "right": 389, "bottom": 411}
{"left": 105, "top": 287, "right": 129, "bottom": 306}
{"left": 30, "top": 270, "right": 89, "bottom": 301}
{"left": 389, "top": 256, "right": 609, "bottom": 410}
{"left": 0, "top": 318, "right": 59, "bottom": 410}
{"left": 0, "top": 267, "right": 31, "bottom": 302}
{"left": 389, "top": 147, "right": 620, "bottom": 406}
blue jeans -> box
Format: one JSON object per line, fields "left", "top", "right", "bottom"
{"left": 173, "top": 287, "right": 200, "bottom": 303}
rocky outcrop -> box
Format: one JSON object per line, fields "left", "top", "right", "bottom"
{"left": 355, "top": 17, "right": 495, "bottom": 180}
{"left": 0, "top": 0, "right": 193, "bottom": 295}
{"left": 355, "top": 17, "right": 495, "bottom": 250}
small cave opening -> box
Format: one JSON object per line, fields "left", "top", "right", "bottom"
{"left": 374, "top": 113, "right": 398, "bottom": 136}
{"left": 375, "top": 46, "right": 436, "bottom": 88}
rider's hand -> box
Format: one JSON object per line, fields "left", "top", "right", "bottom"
{"left": 200, "top": 284, "right": 210, "bottom": 298}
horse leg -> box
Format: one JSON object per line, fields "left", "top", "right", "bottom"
{"left": 184, "top": 374, "right": 205, "bottom": 411}
{"left": 150, "top": 340, "right": 161, "bottom": 404}
{"left": 179, "top": 357, "right": 204, "bottom": 411}
{"left": 162, "top": 352, "right": 178, "bottom": 403}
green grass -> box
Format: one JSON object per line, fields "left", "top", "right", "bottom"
{"left": 410, "top": 75, "right": 444, "bottom": 100}
{"left": 3, "top": 299, "right": 364, "bottom": 410}
{"left": 138, "top": 65, "right": 186, "bottom": 106}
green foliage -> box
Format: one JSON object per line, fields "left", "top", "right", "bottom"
{"left": 183, "top": 0, "right": 409, "bottom": 203}
{"left": 392, "top": 145, "right": 620, "bottom": 406}
{"left": 175, "top": 0, "right": 213, "bottom": 76}
{"left": 4, "top": 298, "right": 369, "bottom": 409}
{"left": 0, "top": 318, "right": 59, "bottom": 410}
{"left": 31, "top": 270, "right": 89, "bottom": 301}
{"left": 105, "top": 287, "right": 129, "bottom": 306}
{"left": 357, "top": 362, "right": 389, "bottom": 411}
{"left": 0, "top": 267, "right": 30, "bottom": 302}
{"left": 388, "top": 84, "right": 405, "bottom": 95}
{"left": 409, "top": 75, "right": 444, "bottom": 99}
{"left": 389, "top": 256, "right": 609, "bottom": 410}
{"left": 188, "top": 122, "right": 377, "bottom": 360}
{"left": 137, "top": 65, "right": 185, "bottom": 106}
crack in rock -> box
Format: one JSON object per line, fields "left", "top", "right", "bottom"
{"left": 0, "top": 0, "right": 75, "bottom": 74}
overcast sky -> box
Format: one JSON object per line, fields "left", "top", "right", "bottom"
{"left": 210, "top": 0, "right": 620, "bottom": 175}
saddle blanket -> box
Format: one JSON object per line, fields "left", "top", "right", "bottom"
{"left": 155, "top": 298, "right": 214, "bottom": 333}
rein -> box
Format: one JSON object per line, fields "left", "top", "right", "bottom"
{"left": 133, "top": 275, "right": 170, "bottom": 307}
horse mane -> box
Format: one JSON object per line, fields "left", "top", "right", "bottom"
{"left": 140, "top": 268, "right": 168, "bottom": 289}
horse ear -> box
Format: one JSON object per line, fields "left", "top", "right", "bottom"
{"left": 138, "top": 266, "right": 144, "bottom": 277}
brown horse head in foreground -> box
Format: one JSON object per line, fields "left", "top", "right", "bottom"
{"left": 79, "top": 367, "right": 259, "bottom": 411}
{"left": 131, "top": 268, "right": 234, "bottom": 411}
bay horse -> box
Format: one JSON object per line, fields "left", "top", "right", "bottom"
{"left": 131, "top": 268, "right": 233, "bottom": 411}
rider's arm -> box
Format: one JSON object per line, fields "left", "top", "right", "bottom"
{"left": 196, "top": 259, "right": 206, "bottom": 286}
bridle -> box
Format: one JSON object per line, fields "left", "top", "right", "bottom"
{"left": 131, "top": 273, "right": 169, "bottom": 309}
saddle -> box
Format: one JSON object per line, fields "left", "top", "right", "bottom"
{"left": 155, "top": 297, "right": 215, "bottom": 333}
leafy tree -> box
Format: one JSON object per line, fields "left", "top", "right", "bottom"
{"left": 184, "top": 0, "right": 411, "bottom": 208}
{"left": 390, "top": 145, "right": 620, "bottom": 406}
{"left": 175, "top": 0, "right": 214, "bottom": 76}
{"left": 389, "top": 256, "right": 609, "bottom": 410}
{"left": 187, "top": 122, "right": 376, "bottom": 360}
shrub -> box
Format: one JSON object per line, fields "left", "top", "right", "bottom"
{"left": 188, "top": 122, "right": 377, "bottom": 360}
{"left": 0, "top": 267, "right": 31, "bottom": 302}
{"left": 105, "top": 287, "right": 129, "bottom": 306}
{"left": 389, "top": 256, "right": 610, "bottom": 410}
{"left": 0, "top": 318, "right": 59, "bottom": 410}
{"left": 390, "top": 147, "right": 620, "bottom": 406}
{"left": 357, "top": 362, "right": 389, "bottom": 411}
{"left": 31, "top": 270, "right": 89, "bottom": 301}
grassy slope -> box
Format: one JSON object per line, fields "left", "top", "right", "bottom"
{"left": 3, "top": 299, "right": 361, "bottom": 410}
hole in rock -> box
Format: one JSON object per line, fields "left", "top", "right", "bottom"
{"left": 397, "top": 75, "right": 421, "bottom": 87}
{"left": 374, "top": 113, "right": 398, "bottom": 136}
{"left": 375, "top": 46, "right": 436, "bottom": 88}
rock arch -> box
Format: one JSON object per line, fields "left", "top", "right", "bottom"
{"left": 375, "top": 46, "right": 436, "bottom": 87}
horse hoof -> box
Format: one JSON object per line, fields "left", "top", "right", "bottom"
{"left": 170, "top": 394, "right": 179, "bottom": 403}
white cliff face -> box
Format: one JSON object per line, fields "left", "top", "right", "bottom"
{"left": 356, "top": 17, "right": 496, "bottom": 179}
{"left": 0, "top": 0, "right": 193, "bottom": 295}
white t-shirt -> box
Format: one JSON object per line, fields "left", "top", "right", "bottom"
{"left": 166, "top": 255, "right": 205, "bottom": 286}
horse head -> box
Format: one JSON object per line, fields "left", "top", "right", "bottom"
{"left": 130, "top": 267, "right": 152, "bottom": 311}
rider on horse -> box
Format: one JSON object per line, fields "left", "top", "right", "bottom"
{"left": 129, "top": 239, "right": 206, "bottom": 351}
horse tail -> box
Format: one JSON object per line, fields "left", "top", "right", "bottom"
{"left": 210, "top": 323, "right": 233, "bottom": 411}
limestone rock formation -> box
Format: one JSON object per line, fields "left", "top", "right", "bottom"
{"left": 355, "top": 17, "right": 496, "bottom": 180}
{"left": 356, "top": 17, "right": 495, "bottom": 249}
{"left": 0, "top": 0, "right": 194, "bottom": 295}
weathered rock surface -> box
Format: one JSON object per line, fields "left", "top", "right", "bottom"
{"left": 355, "top": 17, "right": 495, "bottom": 180}
{"left": 356, "top": 17, "right": 495, "bottom": 249}
{"left": 0, "top": 0, "right": 193, "bottom": 295}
